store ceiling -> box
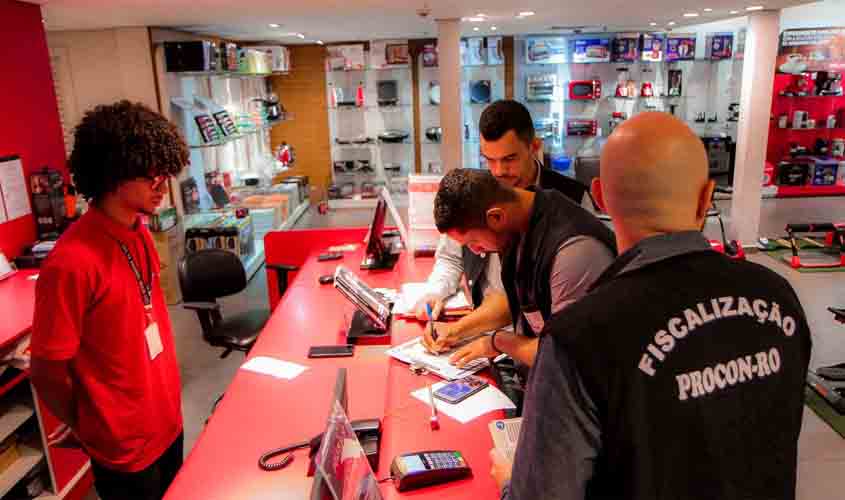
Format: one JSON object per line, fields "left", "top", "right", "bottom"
{"left": 38, "top": 0, "right": 815, "bottom": 42}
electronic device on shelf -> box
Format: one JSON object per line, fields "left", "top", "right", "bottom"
{"left": 164, "top": 41, "right": 216, "bottom": 72}
{"left": 568, "top": 80, "right": 601, "bottom": 100}
{"left": 700, "top": 136, "right": 733, "bottom": 176}
{"left": 527, "top": 74, "right": 557, "bottom": 101}
{"left": 816, "top": 71, "right": 843, "bottom": 96}
{"left": 390, "top": 451, "right": 472, "bottom": 492}
{"left": 377, "top": 80, "right": 399, "bottom": 106}
{"left": 377, "top": 130, "right": 410, "bottom": 143}
{"left": 425, "top": 127, "right": 442, "bottom": 143}
{"left": 470, "top": 80, "right": 492, "bottom": 104}
{"left": 777, "top": 160, "right": 811, "bottom": 186}
{"left": 566, "top": 119, "right": 598, "bottom": 137}
{"left": 533, "top": 118, "right": 558, "bottom": 139}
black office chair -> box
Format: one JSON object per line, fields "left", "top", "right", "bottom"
{"left": 178, "top": 249, "right": 297, "bottom": 358}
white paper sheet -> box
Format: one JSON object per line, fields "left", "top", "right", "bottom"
{"left": 0, "top": 157, "right": 31, "bottom": 221}
{"left": 385, "top": 337, "right": 488, "bottom": 380}
{"left": 241, "top": 356, "right": 308, "bottom": 380}
{"left": 391, "top": 282, "right": 471, "bottom": 317}
{"left": 411, "top": 382, "right": 516, "bottom": 424}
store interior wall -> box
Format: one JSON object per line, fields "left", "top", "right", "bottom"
{"left": 0, "top": 0, "right": 67, "bottom": 259}
{"left": 269, "top": 45, "right": 333, "bottom": 191}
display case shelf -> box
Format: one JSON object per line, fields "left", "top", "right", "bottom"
{"left": 0, "top": 446, "right": 44, "bottom": 497}
{"left": 169, "top": 71, "right": 289, "bottom": 78}
{"left": 776, "top": 185, "right": 845, "bottom": 198}
{"left": 776, "top": 94, "right": 845, "bottom": 99}
{"left": 189, "top": 118, "right": 288, "bottom": 149}
{"left": 330, "top": 104, "right": 413, "bottom": 112}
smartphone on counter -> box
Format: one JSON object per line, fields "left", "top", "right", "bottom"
{"left": 308, "top": 344, "right": 355, "bottom": 358}
{"left": 433, "top": 375, "right": 488, "bottom": 404}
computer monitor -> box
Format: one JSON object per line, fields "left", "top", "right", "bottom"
{"left": 310, "top": 369, "right": 382, "bottom": 500}
{"left": 361, "top": 197, "right": 400, "bottom": 271}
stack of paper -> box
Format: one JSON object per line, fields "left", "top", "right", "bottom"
{"left": 385, "top": 337, "right": 488, "bottom": 380}
{"left": 392, "top": 282, "right": 472, "bottom": 318}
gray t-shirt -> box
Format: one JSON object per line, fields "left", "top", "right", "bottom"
{"left": 516, "top": 235, "right": 615, "bottom": 335}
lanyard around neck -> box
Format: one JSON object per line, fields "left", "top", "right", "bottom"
{"left": 114, "top": 237, "right": 153, "bottom": 307}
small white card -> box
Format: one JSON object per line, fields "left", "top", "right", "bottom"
{"left": 241, "top": 356, "right": 308, "bottom": 380}
{"left": 145, "top": 322, "right": 163, "bottom": 360}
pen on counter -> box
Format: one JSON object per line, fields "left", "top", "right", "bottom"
{"left": 428, "top": 383, "right": 440, "bottom": 430}
{"left": 425, "top": 303, "right": 439, "bottom": 342}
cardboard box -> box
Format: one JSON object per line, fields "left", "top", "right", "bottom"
{"left": 152, "top": 224, "right": 183, "bottom": 305}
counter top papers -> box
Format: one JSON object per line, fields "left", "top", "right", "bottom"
{"left": 385, "top": 337, "right": 488, "bottom": 380}
{"left": 391, "top": 283, "right": 472, "bottom": 318}
{"left": 488, "top": 417, "right": 522, "bottom": 461}
{"left": 241, "top": 356, "right": 307, "bottom": 380}
{"left": 411, "top": 381, "right": 515, "bottom": 424}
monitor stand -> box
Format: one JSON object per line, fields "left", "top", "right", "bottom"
{"left": 346, "top": 310, "right": 390, "bottom": 345}
{"left": 360, "top": 237, "right": 401, "bottom": 271}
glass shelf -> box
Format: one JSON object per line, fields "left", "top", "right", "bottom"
{"left": 169, "top": 71, "right": 288, "bottom": 78}
{"left": 777, "top": 94, "right": 845, "bottom": 99}
{"left": 189, "top": 119, "right": 286, "bottom": 149}
{"left": 329, "top": 66, "right": 410, "bottom": 73}
{"left": 329, "top": 104, "right": 413, "bottom": 111}
{"left": 525, "top": 59, "right": 734, "bottom": 67}
{"left": 463, "top": 64, "right": 505, "bottom": 69}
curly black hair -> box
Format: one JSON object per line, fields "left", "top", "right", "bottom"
{"left": 434, "top": 169, "right": 518, "bottom": 233}
{"left": 69, "top": 100, "right": 189, "bottom": 201}
{"left": 479, "top": 99, "right": 535, "bottom": 144}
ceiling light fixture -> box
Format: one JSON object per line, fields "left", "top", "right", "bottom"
{"left": 746, "top": 5, "right": 764, "bottom": 11}
{"left": 518, "top": 11, "right": 535, "bottom": 17}
{"left": 473, "top": 27, "right": 480, "bottom": 31}
{"left": 683, "top": 12, "right": 699, "bottom": 17}
{"left": 297, "top": 33, "right": 306, "bottom": 39}
{"left": 649, "top": 22, "right": 658, "bottom": 26}
{"left": 467, "top": 16, "right": 485, "bottom": 22}
{"left": 491, "top": 26, "right": 498, "bottom": 31}
{"left": 730, "top": 10, "right": 739, "bottom": 14}
{"left": 704, "top": 8, "right": 713, "bottom": 12}
{"left": 268, "top": 23, "right": 280, "bottom": 28}
{"left": 476, "top": 13, "right": 486, "bottom": 17}
{"left": 667, "top": 21, "right": 676, "bottom": 25}
{"left": 316, "top": 40, "right": 324, "bottom": 45}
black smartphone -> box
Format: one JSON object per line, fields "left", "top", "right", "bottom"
{"left": 308, "top": 345, "right": 355, "bottom": 358}
{"left": 433, "top": 376, "right": 488, "bottom": 404}
{"left": 318, "top": 252, "right": 343, "bottom": 261}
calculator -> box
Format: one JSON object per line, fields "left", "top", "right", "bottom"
{"left": 390, "top": 450, "right": 472, "bottom": 491}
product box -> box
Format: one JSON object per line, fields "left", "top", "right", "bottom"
{"left": 777, "top": 160, "right": 811, "bottom": 186}
{"left": 463, "top": 37, "right": 486, "bottom": 65}
{"left": 612, "top": 34, "right": 640, "bottom": 62}
{"left": 811, "top": 158, "right": 839, "bottom": 185}
{"left": 526, "top": 37, "right": 568, "bottom": 64}
{"left": 570, "top": 37, "right": 611, "bottom": 63}
{"left": 422, "top": 43, "right": 438, "bottom": 67}
{"left": 709, "top": 33, "right": 734, "bottom": 60}
{"left": 326, "top": 44, "right": 365, "bottom": 71}
{"left": 641, "top": 34, "right": 665, "bottom": 62}
{"left": 666, "top": 34, "right": 696, "bottom": 61}
{"left": 249, "top": 45, "right": 291, "bottom": 72}
{"left": 185, "top": 212, "right": 255, "bottom": 262}
{"left": 487, "top": 37, "right": 505, "bottom": 65}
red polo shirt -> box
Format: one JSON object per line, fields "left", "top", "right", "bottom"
{"left": 32, "top": 207, "right": 182, "bottom": 472}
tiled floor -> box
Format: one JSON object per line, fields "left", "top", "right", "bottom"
{"left": 91, "top": 196, "right": 845, "bottom": 498}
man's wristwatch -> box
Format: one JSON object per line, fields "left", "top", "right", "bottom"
{"left": 490, "top": 330, "right": 505, "bottom": 355}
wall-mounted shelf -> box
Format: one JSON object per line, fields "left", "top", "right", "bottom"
{"left": 189, "top": 118, "right": 288, "bottom": 149}
{"left": 169, "top": 71, "right": 288, "bottom": 78}
{"left": 776, "top": 94, "right": 845, "bottom": 99}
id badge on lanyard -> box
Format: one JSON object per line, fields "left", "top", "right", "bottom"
{"left": 117, "top": 240, "right": 163, "bottom": 361}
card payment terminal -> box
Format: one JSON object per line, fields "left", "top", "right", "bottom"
{"left": 390, "top": 450, "right": 472, "bottom": 491}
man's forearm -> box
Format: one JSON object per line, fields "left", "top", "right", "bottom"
{"left": 492, "top": 332, "right": 539, "bottom": 367}
{"left": 30, "top": 360, "right": 77, "bottom": 428}
{"left": 453, "top": 292, "right": 512, "bottom": 338}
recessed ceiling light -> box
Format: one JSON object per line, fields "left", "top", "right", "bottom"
{"left": 649, "top": 22, "right": 658, "bottom": 26}
{"left": 704, "top": 8, "right": 713, "bottom": 12}
{"left": 297, "top": 33, "right": 306, "bottom": 39}
{"left": 518, "top": 11, "right": 535, "bottom": 17}
{"left": 316, "top": 40, "right": 324, "bottom": 45}
{"left": 268, "top": 23, "right": 280, "bottom": 28}
{"left": 730, "top": 10, "right": 740, "bottom": 14}
{"left": 467, "top": 16, "right": 485, "bottom": 22}
{"left": 746, "top": 5, "right": 764, "bottom": 10}
{"left": 667, "top": 21, "right": 676, "bottom": 25}
{"left": 473, "top": 27, "right": 480, "bottom": 31}
{"left": 476, "top": 13, "right": 486, "bottom": 17}
{"left": 683, "top": 12, "right": 699, "bottom": 17}
{"left": 491, "top": 26, "right": 498, "bottom": 31}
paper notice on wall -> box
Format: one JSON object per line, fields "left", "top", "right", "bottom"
{"left": 0, "top": 156, "right": 31, "bottom": 222}
{"left": 407, "top": 175, "right": 442, "bottom": 253}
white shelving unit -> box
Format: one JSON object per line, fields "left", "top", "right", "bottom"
{"left": 326, "top": 43, "right": 415, "bottom": 209}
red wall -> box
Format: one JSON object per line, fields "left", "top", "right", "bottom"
{"left": 0, "top": 0, "right": 67, "bottom": 259}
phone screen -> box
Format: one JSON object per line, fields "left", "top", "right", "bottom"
{"left": 308, "top": 345, "right": 354, "bottom": 358}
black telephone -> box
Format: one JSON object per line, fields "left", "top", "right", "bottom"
{"left": 390, "top": 450, "right": 472, "bottom": 491}
{"left": 259, "top": 418, "right": 381, "bottom": 472}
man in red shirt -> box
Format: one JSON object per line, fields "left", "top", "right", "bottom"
{"left": 31, "top": 101, "right": 189, "bottom": 500}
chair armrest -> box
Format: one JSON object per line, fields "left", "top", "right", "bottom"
{"left": 266, "top": 264, "right": 299, "bottom": 272}
{"left": 183, "top": 301, "right": 221, "bottom": 312}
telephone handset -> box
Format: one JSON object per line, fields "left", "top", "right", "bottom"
{"left": 258, "top": 418, "right": 381, "bottom": 472}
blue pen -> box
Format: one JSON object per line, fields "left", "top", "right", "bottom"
{"left": 425, "top": 303, "right": 438, "bottom": 341}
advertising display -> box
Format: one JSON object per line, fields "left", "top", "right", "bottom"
{"left": 709, "top": 33, "right": 734, "bottom": 60}
{"left": 641, "top": 33, "right": 665, "bottom": 62}
{"left": 778, "top": 27, "right": 845, "bottom": 73}
{"left": 612, "top": 33, "right": 640, "bottom": 62}
{"left": 666, "top": 34, "right": 696, "bottom": 61}
{"left": 525, "top": 36, "right": 568, "bottom": 64}
{"left": 570, "top": 37, "right": 611, "bottom": 63}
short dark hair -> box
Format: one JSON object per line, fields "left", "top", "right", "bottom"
{"left": 434, "top": 169, "right": 518, "bottom": 233}
{"left": 69, "top": 100, "right": 189, "bottom": 201}
{"left": 479, "top": 99, "right": 535, "bottom": 144}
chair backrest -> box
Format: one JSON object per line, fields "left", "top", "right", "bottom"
{"left": 178, "top": 249, "right": 247, "bottom": 302}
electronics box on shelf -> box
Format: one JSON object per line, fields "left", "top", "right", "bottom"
{"left": 811, "top": 157, "right": 839, "bottom": 186}
{"left": 164, "top": 41, "right": 216, "bottom": 72}
{"left": 185, "top": 212, "right": 255, "bottom": 262}
{"left": 250, "top": 45, "right": 291, "bottom": 73}
{"left": 777, "top": 159, "right": 813, "bottom": 186}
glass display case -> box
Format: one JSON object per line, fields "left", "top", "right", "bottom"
{"left": 326, "top": 41, "right": 414, "bottom": 207}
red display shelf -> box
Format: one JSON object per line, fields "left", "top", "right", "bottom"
{"left": 776, "top": 185, "right": 845, "bottom": 198}
{"left": 776, "top": 94, "right": 845, "bottom": 99}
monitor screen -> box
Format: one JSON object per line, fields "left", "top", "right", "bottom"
{"left": 364, "top": 198, "right": 388, "bottom": 260}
